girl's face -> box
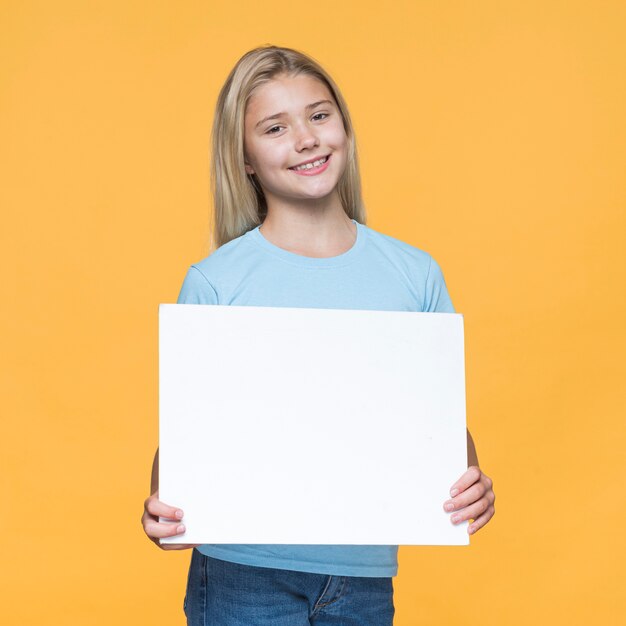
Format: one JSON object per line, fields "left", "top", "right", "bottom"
{"left": 243, "top": 73, "right": 349, "bottom": 208}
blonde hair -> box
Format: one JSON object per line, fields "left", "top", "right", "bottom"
{"left": 210, "top": 44, "right": 367, "bottom": 250}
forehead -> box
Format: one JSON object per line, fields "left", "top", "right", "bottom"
{"left": 245, "top": 74, "right": 334, "bottom": 119}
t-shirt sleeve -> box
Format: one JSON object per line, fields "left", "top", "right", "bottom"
{"left": 424, "top": 255, "right": 456, "bottom": 313}
{"left": 176, "top": 266, "right": 219, "bottom": 305}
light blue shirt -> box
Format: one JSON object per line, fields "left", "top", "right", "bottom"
{"left": 176, "top": 219, "right": 455, "bottom": 577}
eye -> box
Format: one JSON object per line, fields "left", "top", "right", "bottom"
{"left": 266, "top": 125, "right": 283, "bottom": 135}
{"left": 312, "top": 112, "right": 329, "bottom": 121}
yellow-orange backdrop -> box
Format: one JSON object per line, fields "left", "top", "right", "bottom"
{"left": 1, "top": 1, "right": 624, "bottom": 624}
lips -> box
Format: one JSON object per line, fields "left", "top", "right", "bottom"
{"left": 288, "top": 153, "right": 332, "bottom": 177}
{"left": 288, "top": 154, "right": 331, "bottom": 170}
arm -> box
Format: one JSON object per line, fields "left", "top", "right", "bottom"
{"left": 422, "top": 257, "right": 494, "bottom": 532}
{"left": 141, "top": 265, "right": 216, "bottom": 550}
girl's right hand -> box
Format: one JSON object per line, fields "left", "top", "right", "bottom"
{"left": 142, "top": 490, "right": 200, "bottom": 551}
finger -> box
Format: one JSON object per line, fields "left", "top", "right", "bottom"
{"left": 450, "top": 496, "right": 490, "bottom": 526}
{"left": 160, "top": 543, "right": 201, "bottom": 551}
{"left": 449, "top": 465, "right": 481, "bottom": 497}
{"left": 443, "top": 481, "right": 486, "bottom": 512}
{"left": 145, "top": 496, "right": 184, "bottom": 521}
{"left": 144, "top": 520, "right": 187, "bottom": 539}
{"left": 467, "top": 505, "right": 495, "bottom": 535}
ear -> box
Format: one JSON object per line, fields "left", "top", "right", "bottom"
{"left": 244, "top": 163, "right": 255, "bottom": 175}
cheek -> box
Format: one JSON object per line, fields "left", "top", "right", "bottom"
{"left": 327, "top": 124, "right": 349, "bottom": 151}
{"left": 258, "top": 145, "right": 291, "bottom": 172}
{"left": 245, "top": 146, "right": 272, "bottom": 174}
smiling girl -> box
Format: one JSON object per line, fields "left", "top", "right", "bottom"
{"left": 141, "top": 45, "right": 495, "bottom": 625}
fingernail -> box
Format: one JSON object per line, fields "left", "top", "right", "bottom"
{"left": 175, "top": 510, "right": 184, "bottom": 519}
{"left": 177, "top": 524, "right": 186, "bottom": 533}
{"left": 444, "top": 503, "right": 454, "bottom": 511}
{"left": 450, "top": 488, "right": 459, "bottom": 497}
{"left": 451, "top": 515, "right": 460, "bottom": 523}
{"left": 468, "top": 526, "right": 475, "bottom": 534}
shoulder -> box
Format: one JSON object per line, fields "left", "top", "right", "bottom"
{"left": 362, "top": 223, "right": 455, "bottom": 313}
{"left": 177, "top": 229, "right": 256, "bottom": 305}
{"left": 362, "top": 223, "right": 435, "bottom": 273}
{"left": 193, "top": 229, "right": 256, "bottom": 278}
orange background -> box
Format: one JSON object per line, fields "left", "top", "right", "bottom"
{"left": 1, "top": 1, "right": 625, "bottom": 624}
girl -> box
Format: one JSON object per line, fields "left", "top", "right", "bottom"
{"left": 141, "top": 45, "right": 495, "bottom": 625}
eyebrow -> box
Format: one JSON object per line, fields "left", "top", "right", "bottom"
{"left": 254, "top": 100, "right": 334, "bottom": 129}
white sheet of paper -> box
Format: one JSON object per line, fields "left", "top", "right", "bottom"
{"left": 159, "top": 304, "right": 468, "bottom": 545}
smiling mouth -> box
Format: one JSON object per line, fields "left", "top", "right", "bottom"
{"left": 288, "top": 154, "right": 330, "bottom": 172}
{"left": 288, "top": 154, "right": 331, "bottom": 173}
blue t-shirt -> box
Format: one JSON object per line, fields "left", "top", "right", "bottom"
{"left": 176, "top": 219, "right": 455, "bottom": 577}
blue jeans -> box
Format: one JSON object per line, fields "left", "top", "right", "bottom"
{"left": 184, "top": 549, "right": 395, "bottom": 625}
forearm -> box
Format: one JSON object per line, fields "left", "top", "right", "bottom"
{"left": 150, "top": 448, "right": 159, "bottom": 494}
{"left": 467, "top": 429, "right": 479, "bottom": 467}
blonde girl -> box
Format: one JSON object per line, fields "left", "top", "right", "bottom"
{"left": 141, "top": 44, "right": 495, "bottom": 626}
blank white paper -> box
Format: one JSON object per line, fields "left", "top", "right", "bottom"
{"left": 159, "top": 304, "right": 468, "bottom": 545}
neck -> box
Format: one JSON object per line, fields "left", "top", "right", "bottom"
{"left": 259, "top": 193, "right": 356, "bottom": 258}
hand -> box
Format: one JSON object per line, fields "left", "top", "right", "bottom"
{"left": 142, "top": 490, "right": 200, "bottom": 550}
{"left": 443, "top": 465, "right": 495, "bottom": 535}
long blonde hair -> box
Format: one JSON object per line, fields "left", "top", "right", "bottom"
{"left": 210, "top": 44, "right": 367, "bottom": 250}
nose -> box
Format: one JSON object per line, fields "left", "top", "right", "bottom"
{"left": 294, "top": 123, "right": 319, "bottom": 152}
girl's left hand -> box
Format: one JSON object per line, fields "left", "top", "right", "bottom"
{"left": 443, "top": 466, "right": 495, "bottom": 535}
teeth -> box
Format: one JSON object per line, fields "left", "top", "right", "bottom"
{"left": 292, "top": 155, "right": 328, "bottom": 171}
